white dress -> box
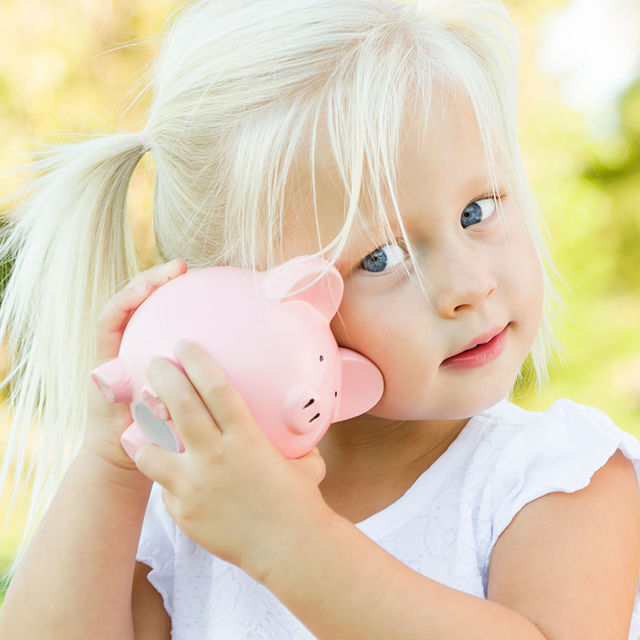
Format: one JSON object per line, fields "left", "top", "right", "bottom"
{"left": 137, "top": 398, "right": 640, "bottom": 639}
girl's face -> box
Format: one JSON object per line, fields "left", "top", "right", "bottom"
{"left": 284, "top": 91, "right": 544, "bottom": 422}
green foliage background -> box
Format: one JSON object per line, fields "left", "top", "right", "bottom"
{"left": 0, "top": 0, "right": 638, "bottom": 606}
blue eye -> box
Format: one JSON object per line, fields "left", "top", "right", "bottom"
{"left": 461, "top": 197, "right": 497, "bottom": 229}
{"left": 360, "top": 243, "right": 407, "bottom": 273}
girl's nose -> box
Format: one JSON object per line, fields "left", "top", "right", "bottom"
{"left": 430, "top": 248, "right": 497, "bottom": 319}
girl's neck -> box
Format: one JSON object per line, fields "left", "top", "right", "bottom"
{"left": 317, "top": 416, "right": 469, "bottom": 523}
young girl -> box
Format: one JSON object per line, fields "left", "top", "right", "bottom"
{"left": 0, "top": 0, "right": 639, "bottom": 638}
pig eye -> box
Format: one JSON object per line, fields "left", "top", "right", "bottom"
{"left": 319, "top": 355, "right": 324, "bottom": 362}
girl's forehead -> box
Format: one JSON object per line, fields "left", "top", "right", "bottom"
{"left": 282, "top": 90, "right": 499, "bottom": 266}
{"left": 282, "top": 197, "right": 388, "bottom": 270}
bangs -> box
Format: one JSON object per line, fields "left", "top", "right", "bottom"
{"left": 301, "top": 17, "right": 517, "bottom": 291}
{"left": 291, "top": 5, "right": 559, "bottom": 388}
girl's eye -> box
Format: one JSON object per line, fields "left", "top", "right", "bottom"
{"left": 460, "top": 197, "right": 497, "bottom": 229}
{"left": 359, "top": 243, "right": 408, "bottom": 273}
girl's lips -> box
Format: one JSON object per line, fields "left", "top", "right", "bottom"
{"left": 441, "top": 325, "right": 509, "bottom": 370}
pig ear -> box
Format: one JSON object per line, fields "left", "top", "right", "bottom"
{"left": 333, "top": 348, "right": 384, "bottom": 422}
{"left": 263, "top": 255, "right": 344, "bottom": 321}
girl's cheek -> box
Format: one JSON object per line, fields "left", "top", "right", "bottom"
{"left": 530, "top": 256, "right": 546, "bottom": 322}
{"left": 505, "top": 228, "right": 545, "bottom": 320}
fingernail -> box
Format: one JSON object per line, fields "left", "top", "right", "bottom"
{"left": 146, "top": 356, "right": 163, "bottom": 370}
{"left": 175, "top": 338, "right": 196, "bottom": 354}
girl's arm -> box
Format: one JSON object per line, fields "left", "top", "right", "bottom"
{"left": 0, "top": 260, "right": 186, "bottom": 639}
{"left": 135, "top": 342, "right": 640, "bottom": 640}
{"left": 0, "top": 450, "right": 152, "bottom": 640}
{"left": 259, "top": 449, "right": 640, "bottom": 640}
{"left": 132, "top": 562, "right": 171, "bottom": 639}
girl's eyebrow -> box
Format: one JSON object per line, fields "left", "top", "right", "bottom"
{"left": 395, "top": 174, "right": 504, "bottom": 226}
{"left": 459, "top": 168, "right": 506, "bottom": 196}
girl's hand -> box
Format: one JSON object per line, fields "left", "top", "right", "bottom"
{"left": 83, "top": 258, "right": 188, "bottom": 473}
{"left": 134, "top": 339, "right": 330, "bottom": 583}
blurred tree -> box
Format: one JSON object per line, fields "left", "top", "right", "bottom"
{"left": 506, "top": 1, "right": 640, "bottom": 435}
{"left": 582, "top": 79, "right": 640, "bottom": 294}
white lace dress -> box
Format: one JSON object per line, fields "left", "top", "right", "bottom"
{"left": 137, "top": 398, "right": 640, "bottom": 639}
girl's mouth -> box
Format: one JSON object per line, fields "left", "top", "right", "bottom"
{"left": 441, "top": 324, "right": 510, "bottom": 370}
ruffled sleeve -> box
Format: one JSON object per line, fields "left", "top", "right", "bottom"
{"left": 489, "top": 399, "right": 640, "bottom": 548}
{"left": 487, "top": 399, "right": 640, "bottom": 640}
{"left": 136, "top": 481, "right": 177, "bottom": 618}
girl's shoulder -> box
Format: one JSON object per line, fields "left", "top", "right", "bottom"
{"left": 475, "top": 398, "right": 640, "bottom": 548}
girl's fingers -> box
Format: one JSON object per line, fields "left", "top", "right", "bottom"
{"left": 146, "top": 355, "right": 223, "bottom": 451}
{"left": 290, "top": 447, "right": 327, "bottom": 485}
{"left": 134, "top": 442, "right": 181, "bottom": 490}
{"left": 94, "top": 259, "right": 187, "bottom": 365}
{"left": 173, "top": 340, "right": 259, "bottom": 437}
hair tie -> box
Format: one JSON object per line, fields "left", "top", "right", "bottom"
{"left": 136, "top": 130, "right": 151, "bottom": 153}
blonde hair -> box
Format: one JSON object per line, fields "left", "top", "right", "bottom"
{"left": 0, "top": 0, "right": 561, "bottom": 575}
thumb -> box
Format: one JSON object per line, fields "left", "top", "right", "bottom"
{"left": 134, "top": 442, "right": 180, "bottom": 491}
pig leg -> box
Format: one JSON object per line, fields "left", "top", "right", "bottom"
{"left": 142, "top": 384, "right": 171, "bottom": 422}
{"left": 120, "top": 421, "right": 148, "bottom": 461}
{"left": 90, "top": 357, "right": 133, "bottom": 403}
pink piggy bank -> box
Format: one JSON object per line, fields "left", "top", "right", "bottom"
{"left": 91, "top": 255, "right": 384, "bottom": 460}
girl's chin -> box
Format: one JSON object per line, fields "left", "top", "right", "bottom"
{"left": 370, "top": 383, "right": 514, "bottom": 421}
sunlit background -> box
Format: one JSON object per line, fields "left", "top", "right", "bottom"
{"left": 0, "top": 0, "right": 639, "bottom": 604}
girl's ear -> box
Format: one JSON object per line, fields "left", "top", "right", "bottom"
{"left": 262, "top": 255, "right": 344, "bottom": 321}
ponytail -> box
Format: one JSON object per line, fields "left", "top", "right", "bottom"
{"left": 0, "top": 132, "right": 147, "bottom": 574}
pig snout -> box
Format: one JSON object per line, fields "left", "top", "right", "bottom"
{"left": 283, "top": 383, "right": 326, "bottom": 435}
